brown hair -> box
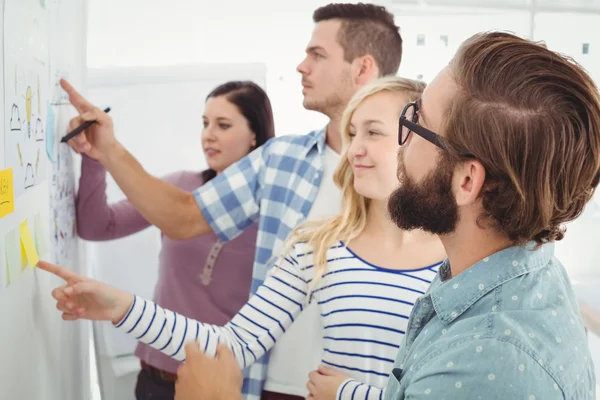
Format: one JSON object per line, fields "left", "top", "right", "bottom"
{"left": 202, "top": 81, "right": 275, "bottom": 182}
{"left": 313, "top": 3, "right": 402, "bottom": 76}
{"left": 444, "top": 32, "right": 600, "bottom": 246}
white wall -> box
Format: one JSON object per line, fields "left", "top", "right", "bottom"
{"left": 86, "top": 0, "right": 339, "bottom": 137}
{"left": 534, "top": 13, "right": 600, "bottom": 83}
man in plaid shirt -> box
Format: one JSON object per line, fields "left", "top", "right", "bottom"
{"left": 62, "top": 3, "right": 403, "bottom": 399}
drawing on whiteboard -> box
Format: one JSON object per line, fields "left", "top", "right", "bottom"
{"left": 35, "top": 117, "right": 44, "bottom": 141}
{"left": 24, "top": 164, "right": 35, "bottom": 189}
{"left": 10, "top": 104, "right": 22, "bottom": 131}
{"left": 3, "top": 2, "right": 49, "bottom": 199}
{"left": 4, "top": 66, "right": 47, "bottom": 197}
{"left": 25, "top": 86, "right": 34, "bottom": 138}
{"left": 38, "top": 75, "right": 42, "bottom": 114}
{"left": 16, "top": 144, "right": 23, "bottom": 166}
{"left": 35, "top": 149, "right": 41, "bottom": 174}
{"left": 49, "top": 109, "right": 77, "bottom": 266}
{"left": 50, "top": 71, "right": 70, "bottom": 105}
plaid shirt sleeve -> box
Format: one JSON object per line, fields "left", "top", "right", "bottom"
{"left": 193, "top": 141, "right": 269, "bottom": 243}
{"left": 193, "top": 142, "right": 272, "bottom": 400}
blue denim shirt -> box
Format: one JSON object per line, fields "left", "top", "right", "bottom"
{"left": 385, "top": 243, "right": 596, "bottom": 400}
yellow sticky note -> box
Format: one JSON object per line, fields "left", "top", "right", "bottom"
{"left": 21, "top": 240, "right": 27, "bottom": 270}
{"left": 20, "top": 219, "right": 39, "bottom": 269}
{"left": 0, "top": 169, "right": 15, "bottom": 219}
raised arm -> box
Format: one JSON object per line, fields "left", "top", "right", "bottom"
{"left": 60, "top": 79, "right": 209, "bottom": 240}
{"left": 77, "top": 156, "right": 164, "bottom": 240}
{"left": 114, "top": 253, "right": 309, "bottom": 368}
{"left": 61, "top": 79, "right": 266, "bottom": 242}
{"left": 100, "top": 143, "right": 209, "bottom": 240}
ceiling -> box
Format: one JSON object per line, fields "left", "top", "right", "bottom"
{"left": 387, "top": 0, "right": 600, "bottom": 13}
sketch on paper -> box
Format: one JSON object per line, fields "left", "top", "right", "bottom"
{"left": 35, "top": 118, "right": 44, "bottom": 141}
{"left": 24, "top": 163, "right": 35, "bottom": 189}
{"left": 9, "top": 105, "right": 21, "bottom": 131}
{"left": 50, "top": 71, "right": 70, "bottom": 106}
{"left": 48, "top": 109, "right": 77, "bottom": 266}
{"left": 3, "top": 1, "right": 49, "bottom": 198}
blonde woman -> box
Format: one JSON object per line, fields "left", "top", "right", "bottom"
{"left": 39, "top": 76, "right": 447, "bottom": 400}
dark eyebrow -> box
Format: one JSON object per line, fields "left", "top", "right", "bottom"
{"left": 202, "top": 116, "right": 232, "bottom": 122}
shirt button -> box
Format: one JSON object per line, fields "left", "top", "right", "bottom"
{"left": 314, "top": 172, "right": 319, "bottom": 180}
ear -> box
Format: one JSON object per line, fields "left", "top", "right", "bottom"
{"left": 250, "top": 134, "right": 257, "bottom": 149}
{"left": 454, "top": 160, "right": 486, "bottom": 207}
{"left": 354, "top": 55, "right": 379, "bottom": 85}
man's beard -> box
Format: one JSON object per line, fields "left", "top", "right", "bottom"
{"left": 388, "top": 151, "right": 460, "bottom": 235}
{"left": 303, "top": 70, "right": 352, "bottom": 115}
{"left": 303, "top": 93, "right": 343, "bottom": 115}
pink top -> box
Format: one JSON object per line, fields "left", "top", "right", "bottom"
{"left": 76, "top": 156, "right": 256, "bottom": 373}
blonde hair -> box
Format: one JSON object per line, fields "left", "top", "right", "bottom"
{"left": 280, "top": 76, "right": 426, "bottom": 298}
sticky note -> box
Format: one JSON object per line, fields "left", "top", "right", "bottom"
{"left": 5, "top": 229, "right": 20, "bottom": 286}
{"left": 0, "top": 168, "right": 15, "bottom": 218}
{"left": 20, "top": 219, "right": 39, "bottom": 269}
{"left": 45, "top": 104, "right": 56, "bottom": 162}
{"left": 21, "top": 239, "right": 28, "bottom": 270}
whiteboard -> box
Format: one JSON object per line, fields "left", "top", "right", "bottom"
{"left": 84, "top": 64, "right": 266, "bottom": 361}
{"left": 0, "top": 0, "right": 91, "bottom": 399}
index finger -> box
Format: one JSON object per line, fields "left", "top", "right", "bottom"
{"left": 317, "top": 365, "right": 338, "bottom": 376}
{"left": 36, "top": 260, "right": 79, "bottom": 282}
{"left": 60, "top": 79, "right": 94, "bottom": 114}
{"left": 308, "top": 370, "right": 320, "bottom": 383}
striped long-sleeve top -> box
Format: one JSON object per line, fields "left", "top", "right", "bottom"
{"left": 115, "top": 242, "right": 441, "bottom": 399}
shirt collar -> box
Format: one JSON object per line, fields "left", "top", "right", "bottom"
{"left": 430, "top": 242, "right": 554, "bottom": 324}
{"left": 313, "top": 126, "right": 327, "bottom": 154}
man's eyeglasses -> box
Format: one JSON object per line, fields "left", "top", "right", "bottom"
{"left": 398, "top": 101, "right": 447, "bottom": 150}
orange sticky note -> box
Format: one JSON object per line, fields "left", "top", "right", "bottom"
{"left": 0, "top": 169, "right": 15, "bottom": 218}
{"left": 20, "top": 219, "right": 39, "bottom": 269}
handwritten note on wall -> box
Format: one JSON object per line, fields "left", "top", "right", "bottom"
{"left": 0, "top": 169, "right": 15, "bottom": 218}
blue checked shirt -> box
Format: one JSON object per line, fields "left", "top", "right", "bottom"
{"left": 384, "top": 242, "right": 596, "bottom": 400}
{"left": 193, "top": 128, "right": 327, "bottom": 400}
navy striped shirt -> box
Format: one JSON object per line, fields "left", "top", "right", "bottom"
{"left": 116, "top": 242, "right": 441, "bottom": 399}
